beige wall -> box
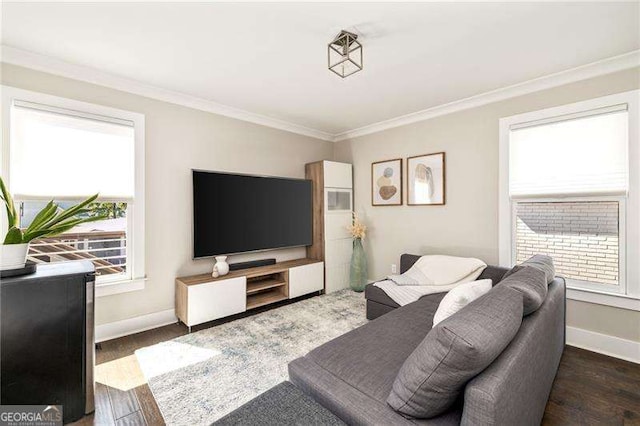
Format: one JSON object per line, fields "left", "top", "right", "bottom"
{"left": 334, "top": 67, "right": 640, "bottom": 342}
{"left": 3, "top": 61, "right": 640, "bottom": 342}
{"left": 1, "top": 63, "right": 334, "bottom": 325}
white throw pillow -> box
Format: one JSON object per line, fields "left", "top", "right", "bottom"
{"left": 432, "top": 279, "right": 493, "bottom": 326}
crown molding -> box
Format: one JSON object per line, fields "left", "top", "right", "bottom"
{"left": 2, "top": 45, "right": 638, "bottom": 144}
{"left": 333, "top": 50, "right": 640, "bottom": 141}
{"left": 0, "top": 45, "right": 335, "bottom": 142}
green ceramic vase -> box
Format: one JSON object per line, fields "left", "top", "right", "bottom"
{"left": 349, "top": 238, "right": 368, "bottom": 292}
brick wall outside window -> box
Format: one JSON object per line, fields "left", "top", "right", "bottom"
{"left": 515, "top": 201, "right": 619, "bottom": 285}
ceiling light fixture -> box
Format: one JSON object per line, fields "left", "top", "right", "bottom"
{"left": 328, "top": 30, "right": 363, "bottom": 78}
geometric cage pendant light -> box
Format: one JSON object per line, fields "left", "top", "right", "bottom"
{"left": 328, "top": 30, "right": 363, "bottom": 78}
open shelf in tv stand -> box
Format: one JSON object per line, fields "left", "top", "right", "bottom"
{"left": 175, "top": 258, "right": 324, "bottom": 330}
{"left": 245, "top": 271, "right": 288, "bottom": 309}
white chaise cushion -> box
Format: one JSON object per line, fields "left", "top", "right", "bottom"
{"left": 432, "top": 279, "right": 492, "bottom": 326}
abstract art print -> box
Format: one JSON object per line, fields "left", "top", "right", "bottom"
{"left": 372, "top": 158, "right": 402, "bottom": 206}
{"left": 407, "top": 152, "right": 445, "bottom": 205}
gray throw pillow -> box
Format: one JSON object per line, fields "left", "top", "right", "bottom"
{"left": 504, "top": 255, "right": 555, "bottom": 285}
{"left": 387, "top": 286, "right": 523, "bottom": 418}
{"left": 500, "top": 266, "right": 547, "bottom": 315}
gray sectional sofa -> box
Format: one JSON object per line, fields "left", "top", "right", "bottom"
{"left": 289, "top": 254, "right": 566, "bottom": 425}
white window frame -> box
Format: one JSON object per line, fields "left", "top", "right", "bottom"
{"left": 499, "top": 90, "right": 640, "bottom": 311}
{"left": 1, "top": 86, "right": 146, "bottom": 297}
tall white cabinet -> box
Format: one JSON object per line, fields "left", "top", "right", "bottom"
{"left": 305, "top": 160, "right": 353, "bottom": 293}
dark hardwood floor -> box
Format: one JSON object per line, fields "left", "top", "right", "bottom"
{"left": 73, "top": 324, "right": 640, "bottom": 426}
{"left": 71, "top": 323, "right": 187, "bottom": 426}
{"left": 542, "top": 346, "right": 640, "bottom": 425}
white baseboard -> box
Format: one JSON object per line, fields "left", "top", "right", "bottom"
{"left": 566, "top": 326, "right": 640, "bottom": 364}
{"left": 96, "top": 309, "right": 178, "bottom": 343}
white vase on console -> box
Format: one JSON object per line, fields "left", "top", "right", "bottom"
{"left": 214, "top": 256, "right": 229, "bottom": 276}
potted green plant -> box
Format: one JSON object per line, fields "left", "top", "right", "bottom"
{"left": 0, "top": 177, "right": 105, "bottom": 270}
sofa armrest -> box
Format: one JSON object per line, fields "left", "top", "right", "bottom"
{"left": 461, "top": 278, "right": 566, "bottom": 426}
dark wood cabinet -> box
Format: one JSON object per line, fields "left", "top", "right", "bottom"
{"left": 1, "top": 262, "right": 95, "bottom": 424}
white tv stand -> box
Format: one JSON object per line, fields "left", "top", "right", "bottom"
{"left": 175, "top": 258, "right": 324, "bottom": 330}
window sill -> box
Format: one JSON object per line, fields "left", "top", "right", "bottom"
{"left": 566, "top": 287, "right": 640, "bottom": 312}
{"left": 96, "top": 277, "right": 146, "bottom": 298}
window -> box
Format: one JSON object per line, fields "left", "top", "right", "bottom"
{"left": 2, "top": 86, "right": 145, "bottom": 293}
{"left": 514, "top": 200, "right": 622, "bottom": 293}
{"left": 499, "top": 90, "right": 640, "bottom": 308}
{"left": 20, "top": 200, "right": 129, "bottom": 279}
{"left": 508, "top": 107, "right": 628, "bottom": 197}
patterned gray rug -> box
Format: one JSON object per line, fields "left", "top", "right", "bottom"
{"left": 135, "top": 290, "right": 366, "bottom": 425}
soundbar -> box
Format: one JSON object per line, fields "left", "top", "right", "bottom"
{"left": 228, "top": 258, "right": 276, "bottom": 271}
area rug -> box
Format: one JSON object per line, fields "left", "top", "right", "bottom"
{"left": 135, "top": 290, "right": 366, "bottom": 425}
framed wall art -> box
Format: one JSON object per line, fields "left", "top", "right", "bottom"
{"left": 371, "top": 158, "right": 402, "bottom": 206}
{"left": 407, "top": 152, "right": 445, "bottom": 205}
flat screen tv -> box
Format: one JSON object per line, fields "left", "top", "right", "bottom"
{"left": 192, "top": 170, "right": 313, "bottom": 258}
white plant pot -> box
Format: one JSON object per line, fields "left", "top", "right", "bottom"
{"left": 1, "top": 243, "right": 29, "bottom": 271}
{"left": 214, "top": 256, "right": 230, "bottom": 276}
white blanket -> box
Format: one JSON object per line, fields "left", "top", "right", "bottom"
{"left": 374, "top": 255, "right": 487, "bottom": 306}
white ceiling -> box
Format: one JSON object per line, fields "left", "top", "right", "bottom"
{"left": 2, "top": 2, "right": 639, "bottom": 137}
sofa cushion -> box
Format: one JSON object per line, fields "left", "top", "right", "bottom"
{"left": 432, "top": 279, "right": 492, "bottom": 326}
{"left": 289, "top": 291, "right": 462, "bottom": 425}
{"left": 387, "top": 285, "right": 523, "bottom": 418}
{"left": 306, "top": 292, "right": 446, "bottom": 402}
{"left": 500, "top": 266, "right": 548, "bottom": 315}
{"left": 476, "top": 265, "right": 509, "bottom": 286}
{"left": 505, "top": 254, "right": 555, "bottom": 285}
